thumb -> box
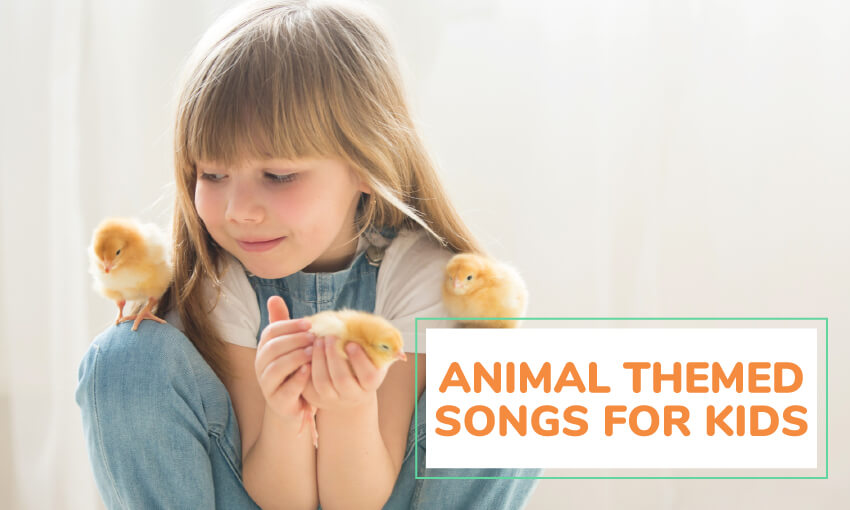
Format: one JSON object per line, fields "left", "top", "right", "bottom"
{"left": 267, "top": 295, "right": 290, "bottom": 323}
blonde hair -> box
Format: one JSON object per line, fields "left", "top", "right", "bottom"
{"left": 157, "top": 0, "right": 485, "bottom": 384}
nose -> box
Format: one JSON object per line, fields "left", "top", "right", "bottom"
{"left": 225, "top": 180, "right": 265, "bottom": 223}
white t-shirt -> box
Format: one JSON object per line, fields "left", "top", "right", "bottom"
{"left": 165, "top": 228, "right": 455, "bottom": 353}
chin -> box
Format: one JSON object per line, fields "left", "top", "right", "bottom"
{"left": 241, "top": 259, "right": 296, "bottom": 279}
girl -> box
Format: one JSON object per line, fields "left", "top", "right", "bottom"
{"left": 75, "top": 0, "right": 541, "bottom": 508}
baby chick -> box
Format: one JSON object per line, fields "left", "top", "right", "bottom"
{"left": 442, "top": 253, "right": 528, "bottom": 328}
{"left": 88, "top": 217, "right": 173, "bottom": 331}
{"left": 300, "top": 309, "right": 406, "bottom": 447}
{"left": 307, "top": 309, "right": 407, "bottom": 368}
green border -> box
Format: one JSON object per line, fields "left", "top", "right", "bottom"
{"left": 413, "top": 317, "right": 828, "bottom": 480}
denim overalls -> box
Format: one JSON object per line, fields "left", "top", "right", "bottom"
{"left": 76, "top": 228, "right": 541, "bottom": 509}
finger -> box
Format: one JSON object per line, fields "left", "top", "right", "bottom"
{"left": 259, "top": 347, "right": 313, "bottom": 392}
{"left": 255, "top": 331, "right": 315, "bottom": 373}
{"left": 346, "top": 342, "right": 385, "bottom": 392}
{"left": 256, "top": 330, "right": 315, "bottom": 366}
{"left": 325, "top": 337, "right": 358, "bottom": 397}
{"left": 284, "top": 364, "right": 312, "bottom": 396}
{"left": 259, "top": 296, "right": 293, "bottom": 350}
{"left": 310, "top": 338, "right": 338, "bottom": 399}
{"left": 268, "top": 295, "right": 290, "bottom": 323}
{"left": 259, "top": 317, "right": 313, "bottom": 348}
{"left": 301, "top": 377, "right": 319, "bottom": 406}
{"left": 271, "top": 363, "right": 311, "bottom": 408}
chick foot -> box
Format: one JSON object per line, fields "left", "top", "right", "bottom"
{"left": 113, "top": 299, "right": 127, "bottom": 325}
{"left": 298, "top": 405, "right": 319, "bottom": 448}
{"left": 119, "top": 297, "right": 166, "bottom": 331}
{"left": 310, "top": 406, "right": 318, "bottom": 448}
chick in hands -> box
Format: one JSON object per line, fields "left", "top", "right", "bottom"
{"left": 307, "top": 309, "right": 407, "bottom": 368}
{"left": 300, "top": 309, "right": 406, "bottom": 446}
{"left": 88, "top": 217, "right": 173, "bottom": 331}
{"left": 442, "top": 253, "right": 528, "bottom": 328}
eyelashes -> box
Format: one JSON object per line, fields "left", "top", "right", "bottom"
{"left": 198, "top": 172, "right": 297, "bottom": 184}
{"left": 265, "top": 172, "right": 297, "bottom": 184}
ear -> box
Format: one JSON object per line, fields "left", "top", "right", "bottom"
{"left": 349, "top": 166, "right": 373, "bottom": 194}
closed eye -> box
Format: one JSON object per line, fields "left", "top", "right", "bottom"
{"left": 198, "top": 172, "right": 297, "bottom": 184}
{"left": 199, "top": 172, "right": 225, "bottom": 182}
{"left": 265, "top": 172, "right": 297, "bottom": 184}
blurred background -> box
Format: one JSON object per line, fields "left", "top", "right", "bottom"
{"left": 1, "top": 0, "right": 847, "bottom": 508}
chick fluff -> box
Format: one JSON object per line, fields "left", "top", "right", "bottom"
{"left": 300, "top": 309, "right": 406, "bottom": 447}
{"left": 306, "top": 309, "right": 407, "bottom": 368}
{"left": 88, "top": 217, "right": 173, "bottom": 331}
{"left": 442, "top": 253, "right": 528, "bottom": 328}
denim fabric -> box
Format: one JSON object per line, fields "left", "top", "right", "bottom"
{"left": 388, "top": 393, "right": 542, "bottom": 510}
{"left": 246, "top": 246, "right": 378, "bottom": 345}
{"left": 76, "top": 228, "right": 541, "bottom": 509}
{"left": 75, "top": 320, "right": 260, "bottom": 509}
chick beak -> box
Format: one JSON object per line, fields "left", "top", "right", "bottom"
{"left": 453, "top": 278, "right": 461, "bottom": 290}
{"left": 396, "top": 351, "right": 407, "bottom": 362}
{"left": 104, "top": 263, "right": 112, "bottom": 274}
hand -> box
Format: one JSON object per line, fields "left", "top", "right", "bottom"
{"left": 254, "top": 296, "right": 315, "bottom": 427}
{"left": 301, "top": 336, "right": 390, "bottom": 412}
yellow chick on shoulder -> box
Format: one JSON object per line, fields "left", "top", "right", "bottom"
{"left": 442, "top": 253, "right": 528, "bottom": 328}
{"left": 88, "top": 217, "right": 173, "bottom": 331}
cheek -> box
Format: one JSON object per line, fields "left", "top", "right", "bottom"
{"left": 267, "top": 192, "right": 303, "bottom": 224}
{"left": 194, "top": 182, "right": 220, "bottom": 226}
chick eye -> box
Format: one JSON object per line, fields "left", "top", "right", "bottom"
{"left": 380, "top": 344, "right": 389, "bottom": 351}
{"left": 116, "top": 249, "right": 121, "bottom": 255}
{"left": 466, "top": 275, "right": 473, "bottom": 281}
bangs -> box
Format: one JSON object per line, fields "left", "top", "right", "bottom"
{"left": 180, "top": 13, "right": 341, "bottom": 169}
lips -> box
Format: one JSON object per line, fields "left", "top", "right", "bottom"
{"left": 239, "top": 237, "right": 282, "bottom": 243}
{"left": 237, "top": 236, "right": 286, "bottom": 252}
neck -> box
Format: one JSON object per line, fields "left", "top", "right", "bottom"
{"left": 302, "top": 229, "right": 359, "bottom": 273}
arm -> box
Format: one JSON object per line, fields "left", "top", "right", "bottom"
{"left": 223, "top": 342, "right": 318, "bottom": 510}
{"left": 308, "top": 340, "right": 424, "bottom": 510}
{"left": 316, "top": 395, "right": 394, "bottom": 510}
{"left": 242, "top": 406, "right": 317, "bottom": 510}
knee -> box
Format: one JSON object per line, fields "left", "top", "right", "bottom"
{"left": 75, "top": 320, "right": 202, "bottom": 413}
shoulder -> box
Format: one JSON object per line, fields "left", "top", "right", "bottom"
{"left": 377, "top": 229, "right": 454, "bottom": 305}
{"left": 374, "top": 228, "right": 457, "bottom": 353}
{"left": 388, "top": 228, "right": 453, "bottom": 270}
{"left": 164, "top": 252, "right": 260, "bottom": 348}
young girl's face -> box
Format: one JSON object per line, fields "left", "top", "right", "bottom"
{"left": 194, "top": 156, "right": 370, "bottom": 278}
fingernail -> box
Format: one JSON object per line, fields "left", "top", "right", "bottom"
{"left": 307, "top": 332, "right": 316, "bottom": 341}
{"left": 315, "top": 338, "right": 323, "bottom": 349}
{"left": 346, "top": 343, "right": 357, "bottom": 355}
{"left": 305, "top": 346, "right": 313, "bottom": 356}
